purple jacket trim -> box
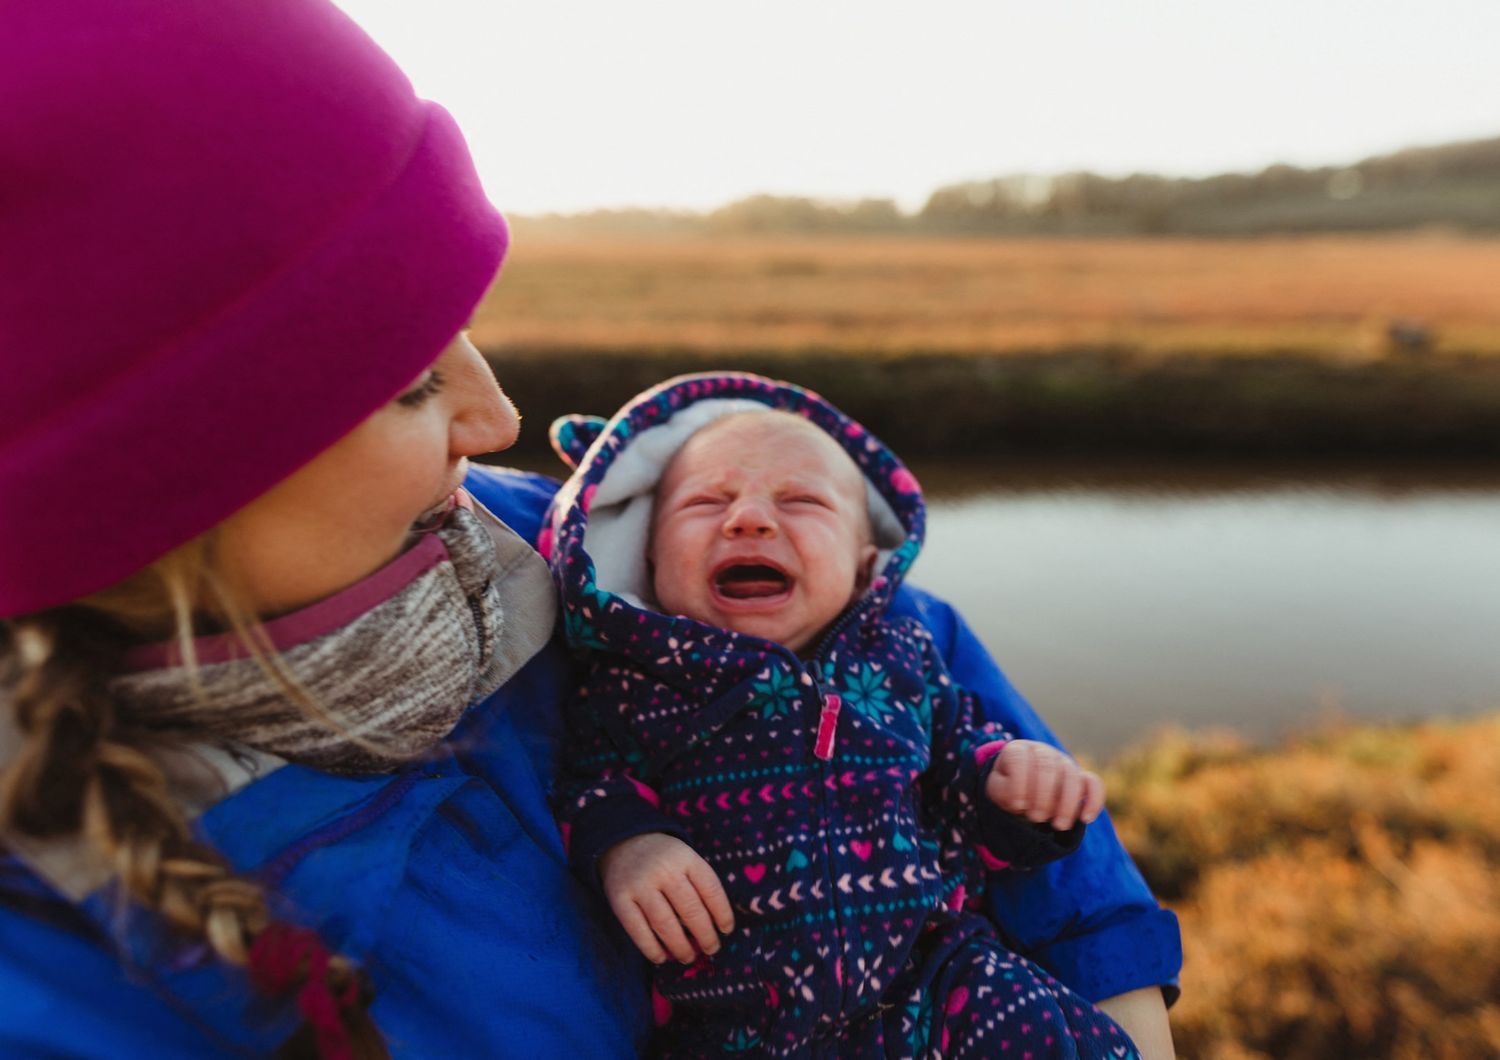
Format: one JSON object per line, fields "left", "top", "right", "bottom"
{"left": 122, "top": 534, "right": 449, "bottom": 671}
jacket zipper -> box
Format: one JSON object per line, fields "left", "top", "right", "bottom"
{"left": 466, "top": 583, "right": 491, "bottom": 659}
{"left": 806, "top": 600, "right": 865, "bottom": 761}
{"left": 777, "top": 599, "right": 869, "bottom": 1027}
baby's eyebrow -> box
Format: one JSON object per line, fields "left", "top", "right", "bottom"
{"left": 663, "top": 485, "right": 726, "bottom": 507}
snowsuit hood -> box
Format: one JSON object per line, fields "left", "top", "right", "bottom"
{"left": 542, "top": 372, "right": 925, "bottom": 665}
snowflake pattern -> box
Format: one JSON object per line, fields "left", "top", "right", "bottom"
{"left": 751, "top": 666, "right": 802, "bottom": 719}
{"left": 782, "top": 960, "right": 816, "bottom": 1005}
{"left": 562, "top": 583, "right": 617, "bottom": 652}
{"left": 841, "top": 662, "right": 895, "bottom": 723}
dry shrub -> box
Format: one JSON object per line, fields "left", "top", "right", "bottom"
{"left": 1106, "top": 716, "right": 1500, "bottom": 899}
{"left": 1103, "top": 714, "right": 1500, "bottom": 1059}
{"left": 1175, "top": 838, "right": 1500, "bottom": 1059}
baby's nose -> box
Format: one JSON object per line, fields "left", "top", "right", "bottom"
{"left": 723, "top": 500, "right": 776, "bottom": 538}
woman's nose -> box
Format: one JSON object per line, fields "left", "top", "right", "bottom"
{"left": 449, "top": 336, "right": 521, "bottom": 457}
{"left": 723, "top": 498, "right": 776, "bottom": 539}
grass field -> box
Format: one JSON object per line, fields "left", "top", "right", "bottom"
{"left": 1105, "top": 712, "right": 1500, "bottom": 1059}
{"left": 474, "top": 234, "right": 1500, "bottom": 359}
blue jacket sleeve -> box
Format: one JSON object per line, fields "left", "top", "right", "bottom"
{"left": 890, "top": 584, "right": 1183, "bottom": 1006}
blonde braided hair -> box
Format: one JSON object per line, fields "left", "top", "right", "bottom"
{"left": 0, "top": 537, "right": 387, "bottom": 1058}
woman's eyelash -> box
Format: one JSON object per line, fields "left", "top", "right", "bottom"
{"left": 396, "top": 369, "right": 445, "bottom": 407}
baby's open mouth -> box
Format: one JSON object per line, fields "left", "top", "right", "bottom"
{"left": 714, "top": 563, "right": 791, "bottom": 599}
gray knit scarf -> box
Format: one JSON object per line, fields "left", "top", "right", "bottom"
{"left": 110, "top": 496, "right": 555, "bottom": 774}
{"left": 1, "top": 493, "right": 557, "bottom": 899}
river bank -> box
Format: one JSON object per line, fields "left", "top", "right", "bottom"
{"left": 1104, "top": 711, "right": 1500, "bottom": 1058}
{"left": 483, "top": 346, "right": 1500, "bottom": 460}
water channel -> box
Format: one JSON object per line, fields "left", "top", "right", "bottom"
{"left": 907, "top": 459, "right": 1500, "bottom": 757}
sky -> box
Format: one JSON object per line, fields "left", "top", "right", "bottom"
{"left": 335, "top": 0, "right": 1500, "bottom": 215}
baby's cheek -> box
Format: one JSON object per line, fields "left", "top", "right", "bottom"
{"left": 652, "top": 558, "right": 708, "bottom": 622}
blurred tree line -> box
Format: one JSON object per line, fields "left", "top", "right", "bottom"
{"left": 513, "top": 135, "right": 1500, "bottom": 238}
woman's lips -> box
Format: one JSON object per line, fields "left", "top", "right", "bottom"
{"left": 416, "top": 462, "right": 472, "bottom": 524}
{"left": 414, "top": 489, "right": 468, "bottom": 529}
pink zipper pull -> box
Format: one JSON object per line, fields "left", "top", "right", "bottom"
{"left": 814, "top": 693, "right": 842, "bottom": 761}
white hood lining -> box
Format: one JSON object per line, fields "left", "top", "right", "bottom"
{"left": 583, "top": 399, "right": 906, "bottom": 606}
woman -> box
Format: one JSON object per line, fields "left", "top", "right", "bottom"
{"left": 0, "top": 0, "right": 1179, "bottom": 1056}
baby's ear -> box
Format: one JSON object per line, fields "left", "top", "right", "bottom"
{"left": 855, "top": 543, "right": 879, "bottom": 594}
{"left": 549, "top": 415, "right": 608, "bottom": 470}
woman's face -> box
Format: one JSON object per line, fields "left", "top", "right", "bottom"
{"left": 214, "top": 332, "right": 519, "bottom": 615}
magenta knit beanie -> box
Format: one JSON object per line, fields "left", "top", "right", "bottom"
{"left": 0, "top": 0, "right": 508, "bottom": 617}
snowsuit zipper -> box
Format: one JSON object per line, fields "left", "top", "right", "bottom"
{"left": 775, "top": 598, "right": 869, "bottom": 1030}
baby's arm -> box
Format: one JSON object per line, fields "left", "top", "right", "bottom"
{"left": 554, "top": 678, "right": 692, "bottom": 895}
{"left": 915, "top": 624, "right": 1092, "bottom": 869}
{"left": 599, "top": 832, "right": 735, "bottom": 965}
{"left": 554, "top": 673, "right": 735, "bottom": 964}
{"left": 895, "top": 584, "right": 1182, "bottom": 1026}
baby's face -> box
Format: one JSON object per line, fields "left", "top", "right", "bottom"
{"left": 650, "top": 413, "right": 878, "bottom": 654}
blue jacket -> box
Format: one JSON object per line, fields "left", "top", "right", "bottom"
{"left": 0, "top": 465, "right": 1178, "bottom": 1057}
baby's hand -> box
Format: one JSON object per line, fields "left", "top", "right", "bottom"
{"left": 984, "top": 739, "right": 1105, "bottom": 832}
{"left": 599, "top": 832, "right": 736, "bottom": 964}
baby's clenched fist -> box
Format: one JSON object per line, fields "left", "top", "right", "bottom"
{"left": 984, "top": 739, "right": 1104, "bottom": 832}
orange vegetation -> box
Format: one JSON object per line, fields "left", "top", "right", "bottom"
{"left": 1103, "top": 714, "right": 1500, "bottom": 1059}
{"left": 474, "top": 235, "right": 1500, "bottom": 358}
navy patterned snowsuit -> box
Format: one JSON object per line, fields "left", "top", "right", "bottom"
{"left": 545, "top": 373, "right": 1140, "bottom": 1059}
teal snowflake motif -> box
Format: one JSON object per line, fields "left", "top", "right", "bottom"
{"left": 900, "top": 986, "right": 934, "bottom": 1050}
{"left": 562, "top": 583, "right": 616, "bottom": 652}
{"left": 913, "top": 686, "right": 934, "bottom": 736}
{"left": 722, "top": 1027, "right": 761, "bottom": 1053}
{"left": 841, "top": 663, "right": 895, "bottom": 723}
{"left": 751, "top": 666, "right": 802, "bottom": 719}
